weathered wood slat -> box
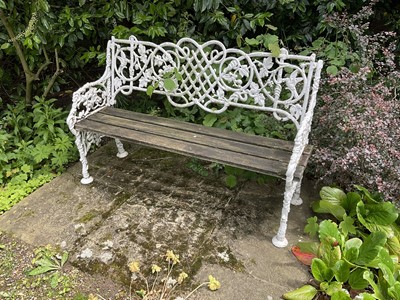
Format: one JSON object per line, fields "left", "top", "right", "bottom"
{"left": 101, "top": 107, "right": 312, "bottom": 155}
{"left": 76, "top": 107, "right": 312, "bottom": 179}
{"left": 88, "top": 111, "right": 302, "bottom": 165}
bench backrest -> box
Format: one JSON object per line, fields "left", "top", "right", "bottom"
{"left": 107, "top": 35, "right": 323, "bottom": 130}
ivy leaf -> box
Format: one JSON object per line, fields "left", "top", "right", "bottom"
{"left": 304, "top": 216, "right": 319, "bottom": 237}
{"left": 282, "top": 285, "right": 318, "bottom": 300}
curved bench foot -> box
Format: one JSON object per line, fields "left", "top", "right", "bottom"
{"left": 291, "top": 197, "right": 303, "bottom": 206}
{"left": 81, "top": 176, "right": 94, "bottom": 184}
{"left": 116, "top": 151, "right": 128, "bottom": 158}
{"left": 115, "top": 139, "right": 128, "bottom": 158}
{"left": 272, "top": 235, "right": 288, "bottom": 248}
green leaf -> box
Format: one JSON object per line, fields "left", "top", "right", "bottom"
{"left": 50, "top": 272, "right": 60, "bottom": 289}
{"left": 304, "top": 216, "right": 319, "bottom": 237}
{"left": 324, "top": 281, "right": 343, "bottom": 296}
{"left": 357, "top": 293, "right": 376, "bottom": 300}
{"left": 377, "top": 247, "right": 394, "bottom": 272}
{"left": 28, "top": 265, "right": 56, "bottom": 276}
{"left": 379, "top": 262, "right": 395, "bottom": 286}
{"left": 268, "top": 43, "right": 281, "bottom": 57}
{"left": 297, "top": 241, "right": 319, "bottom": 256}
{"left": 163, "top": 78, "right": 176, "bottom": 91}
{"left": 283, "top": 285, "right": 318, "bottom": 300}
{"left": 386, "top": 235, "right": 400, "bottom": 259}
{"left": 360, "top": 202, "right": 398, "bottom": 226}
{"left": 61, "top": 251, "right": 69, "bottom": 266}
{"left": 174, "top": 68, "right": 183, "bottom": 81}
{"left": 363, "top": 270, "right": 386, "bottom": 300}
{"left": 225, "top": 174, "right": 237, "bottom": 189}
{"left": 146, "top": 85, "right": 155, "bottom": 97}
{"left": 319, "top": 238, "right": 341, "bottom": 267}
{"left": 348, "top": 268, "right": 369, "bottom": 290}
{"left": 357, "top": 202, "right": 397, "bottom": 237}
{"left": 342, "top": 192, "right": 361, "bottom": 216}
{"left": 320, "top": 187, "right": 346, "bottom": 205}
{"left": 354, "top": 185, "right": 380, "bottom": 203}
{"left": 1, "top": 42, "right": 10, "bottom": 50}
{"left": 319, "top": 220, "right": 341, "bottom": 243}
{"left": 0, "top": 0, "right": 6, "bottom": 9}
{"left": 327, "top": 65, "right": 338, "bottom": 75}
{"left": 203, "top": 114, "right": 218, "bottom": 127}
{"left": 311, "top": 258, "right": 333, "bottom": 282}
{"left": 312, "top": 200, "right": 346, "bottom": 221}
{"left": 331, "top": 290, "right": 352, "bottom": 300}
{"left": 344, "top": 238, "right": 362, "bottom": 262}
{"left": 332, "top": 260, "right": 350, "bottom": 283}
{"left": 388, "top": 282, "right": 400, "bottom": 300}
{"left": 339, "top": 215, "right": 356, "bottom": 236}
{"left": 245, "top": 38, "right": 261, "bottom": 46}
{"left": 355, "top": 232, "right": 387, "bottom": 266}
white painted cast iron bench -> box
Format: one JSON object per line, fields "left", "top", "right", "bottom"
{"left": 67, "top": 36, "right": 323, "bottom": 248}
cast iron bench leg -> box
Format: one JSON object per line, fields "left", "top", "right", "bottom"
{"left": 115, "top": 139, "right": 128, "bottom": 158}
{"left": 291, "top": 179, "right": 303, "bottom": 206}
{"left": 75, "top": 131, "right": 93, "bottom": 185}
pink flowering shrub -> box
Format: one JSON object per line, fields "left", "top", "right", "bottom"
{"left": 309, "top": 0, "right": 400, "bottom": 201}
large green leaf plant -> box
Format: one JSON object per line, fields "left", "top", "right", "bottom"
{"left": 284, "top": 186, "right": 400, "bottom": 300}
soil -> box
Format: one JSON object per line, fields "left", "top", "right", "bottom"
{"left": 0, "top": 231, "right": 127, "bottom": 300}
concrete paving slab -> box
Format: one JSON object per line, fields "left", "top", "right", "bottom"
{"left": 0, "top": 140, "right": 318, "bottom": 299}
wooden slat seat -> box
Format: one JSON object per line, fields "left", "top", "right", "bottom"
{"left": 77, "top": 107, "right": 312, "bottom": 180}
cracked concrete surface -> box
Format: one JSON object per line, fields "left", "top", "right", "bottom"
{"left": 0, "top": 141, "right": 318, "bottom": 299}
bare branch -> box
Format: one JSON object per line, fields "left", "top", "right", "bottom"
{"left": 42, "top": 48, "right": 62, "bottom": 99}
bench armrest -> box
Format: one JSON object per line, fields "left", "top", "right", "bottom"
{"left": 67, "top": 71, "right": 111, "bottom": 134}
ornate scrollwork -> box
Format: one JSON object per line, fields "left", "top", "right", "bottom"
{"left": 108, "top": 36, "right": 318, "bottom": 129}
